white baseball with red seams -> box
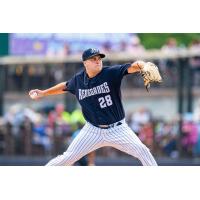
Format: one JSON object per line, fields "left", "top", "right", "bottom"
{"left": 46, "top": 119, "right": 157, "bottom": 166}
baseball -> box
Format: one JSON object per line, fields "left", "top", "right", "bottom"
{"left": 30, "top": 92, "right": 38, "bottom": 98}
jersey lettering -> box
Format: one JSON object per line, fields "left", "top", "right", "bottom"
{"left": 79, "top": 82, "right": 110, "bottom": 100}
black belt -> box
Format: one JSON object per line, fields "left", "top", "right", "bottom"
{"left": 97, "top": 121, "right": 122, "bottom": 129}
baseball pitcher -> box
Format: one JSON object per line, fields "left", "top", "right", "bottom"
{"left": 29, "top": 48, "right": 162, "bottom": 166}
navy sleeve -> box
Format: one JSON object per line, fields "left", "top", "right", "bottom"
{"left": 111, "top": 63, "right": 131, "bottom": 80}
{"left": 65, "top": 75, "right": 76, "bottom": 95}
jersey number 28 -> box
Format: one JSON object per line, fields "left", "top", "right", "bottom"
{"left": 98, "top": 95, "right": 113, "bottom": 108}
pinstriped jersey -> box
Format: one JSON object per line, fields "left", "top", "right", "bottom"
{"left": 66, "top": 63, "right": 131, "bottom": 126}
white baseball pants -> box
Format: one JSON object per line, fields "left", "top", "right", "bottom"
{"left": 46, "top": 119, "right": 157, "bottom": 166}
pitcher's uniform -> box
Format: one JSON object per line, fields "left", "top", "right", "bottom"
{"left": 46, "top": 63, "right": 157, "bottom": 166}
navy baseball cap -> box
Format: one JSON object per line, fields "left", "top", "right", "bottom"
{"left": 82, "top": 48, "right": 105, "bottom": 61}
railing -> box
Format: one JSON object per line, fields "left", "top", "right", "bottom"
{"left": 0, "top": 49, "right": 200, "bottom": 64}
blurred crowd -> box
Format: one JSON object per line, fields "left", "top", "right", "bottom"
{"left": 10, "top": 33, "right": 200, "bottom": 58}
{"left": 0, "top": 103, "right": 85, "bottom": 156}
{"left": 1, "top": 101, "right": 200, "bottom": 160}
{"left": 40, "top": 35, "right": 200, "bottom": 58}
{"left": 127, "top": 105, "right": 200, "bottom": 159}
{"left": 5, "top": 36, "right": 200, "bottom": 93}
{"left": 45, "top": 34, "right": 200, "bottom": 58}
{"left": 10, "top": 33, "right": 146, "bottom": 57}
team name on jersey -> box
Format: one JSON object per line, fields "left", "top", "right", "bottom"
{"left": 79, "top": 82, "right": 110, "bottom": 100}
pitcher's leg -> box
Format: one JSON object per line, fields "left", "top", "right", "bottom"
{"left": 46, "top": 124, "right": 103, "bottom": 166}
{"left": 107, "top": 124, "right": 157, "bottom": 166}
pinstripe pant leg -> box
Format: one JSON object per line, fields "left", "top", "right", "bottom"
{"left": 106, "top": 124, "right": 157, "bottom": 166}
{"left": 46, "top": 124, "right": 103, "bottom": 166}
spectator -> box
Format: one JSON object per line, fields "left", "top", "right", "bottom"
{"left": 101, "top": 41, "right": 112, "bottom": 53}
{"left": 32, "top": 116, "right": 52, "bottom": 154}
{"left": 119, "top": 40, "right": 129, "bottom": 52}
{"left": 161, "top": 37, "right": 181, "bottom": 86}
{"left": 193, "top": 123, "right": 200, "bottom": 157}
{"left": 139, "top": 122, "right": 154, "bottom": 150}
{"left": 189, "top": 39, "right": 200, "bottom": 86}
{"left": 58, "top": 43, "right": 71, "bottom": 57}
{"left": 129, "top": 107, "right": 152, "bottom": 135}
{"left": 189, "top": 39, "right": 200, "bottom": 69}
{"left": 182, "top": 114, "right": 198, "bottom": 157}
{"left": 126, "top": 35, "right": 145, "bottom": 55}
{"left": 161, "top": 37, "right": 180, "bottom": 54}
{"left": 189, "top": 39, "right": 200, "bottom": 52}
{"left": 48, "top": 103, "right": 72, "bottom": 128}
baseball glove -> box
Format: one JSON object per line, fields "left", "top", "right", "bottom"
{"left": 140, "top": 62, "right": 162, "bottom": 92}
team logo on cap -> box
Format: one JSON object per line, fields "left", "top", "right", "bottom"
{"left": 90, "top": 48, "right": 98, "bottom": 53}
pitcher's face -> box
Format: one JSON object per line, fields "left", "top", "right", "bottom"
{"left": 83, "top": 55, "right": 103, "bottom": 74}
